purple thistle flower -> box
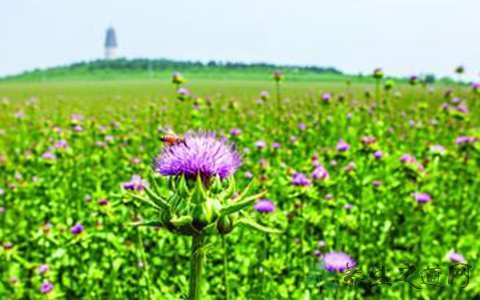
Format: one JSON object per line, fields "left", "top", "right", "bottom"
{"left": 177, "top": 87, "right": 190, "bottom": 96}
{"left": 455, "top": 136, "right": 476, "bottom": 145}
{"left": 456, "top": 105, "right": 469, "bottom": 114}
{"left": 230, "top": 128, "right": 241, "bottom": 136}
{"left": 254, "top": 198, "right": 275, "bottom": 213}
{"left": 314, "top": 250, "right": 322, "bottom": 257}
{"left": 291, "top": 172, "right": 311, "bottom": 187}
{"left": 155, "top": 131, "right": 241, "bottom": 183}
{"left": 42, "top": 151, "right": 56, "bottom": 160}
{"left": 38, "top": 264, "right": 49, "bottom": 275}
{"left": 298, "top": 122, "right": 306, "bottom": 130}
{"left": 414, "top": 192, "right": 432, "bottom": 203}
{"left": 322, "top": 93, "right": 332, "bottom": 102}
{"left": 123, "top": 175, "right": 148, "bottom": 191}
{"left": 372, "top": 180, "right": 382, "bottom": 188}
{"left": 40, "top": 281, "right": 54, "bottom": 294}
{"left": 244, "top": 171, "right": 253, "bottom": 179}
{"left": 255, "top": 140, "right": 267, "bottom": 149}
{"left": 260, "top": 90, "right": 269, "bottom": 100}
{"left": 343, "top": 203, "right": 353, "bottom": 210}
{"left": 322, "top": 251, "right": 356, "bottom": 272}
{"left": 290, "top": 136, "right": 298, "bottom": 143}
{"left": 361, "top": 136, "right": 376, "bottom": 145}
{"left": 271, "top": 142, "right": 281, "bottom": 149}
{"left": 400, "top": 154, "right": 416, "bottom": 164}
{"left": 318, "top": 240, "right": 326, "bottom": 247}
{"left": 429, "top": 145, "right": 446, "bottom": 155}
{"left": 70, "top": 223, "right": 84, "bottom": 235}
{"left": 312, "top": 166, "right": 329, "bottom": 181}
{"left": 336, "top": 140, "right": 350, "bottom": 152}
{"left": 73, "top": 125, "right": 83, "bottom": 132}
{"left": 54, "top": 139, "right": 68, "bottom": 149}
{"left": 373, "top": 150, "right": 383, "bottom": 159}
{"left": 446, "top": 250, "right": 466, "bottom": 263}
{"left": 3, "top": 242, "right": 13, "bottom": 250}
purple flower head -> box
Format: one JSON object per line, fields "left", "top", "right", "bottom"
{"left": 3, "top": 242, "right": 13, "bottom": 250}
{"left": 42, "top": 151, "right": 56, "bottom": 160}
{"left": 373, "top": 150, "right": 383, "bottom": 159}
{"left": 312, "top": 166, "right": 329, "bottom": 181}
{"left": 314, "top": 250, "right": 322, "bottom": 257}
{"left": 471, "top": 82, "right": 480, "bottom": 90}
{"left": 324, "top": 194, "right": 334, "bottom": 200}
{"left": 446, "top": 250, "right": 466, "bottom": 263}
{"left": 273, "top": 70, "right": 284, "bottom": 81}
{"left": 15, "top": 111, "right": 25, "bottom": 119}
{"left": 38, "top": 264, "right": 49, "bottom": 275}
{"left": 177, "top": 87, "right": 190, "bottom": 96}
{"left": 298, "top": 122, "right": 307, "bottom": 130}
{"left": 455, "top": 136, "right": 476, "bottom": 145}
{"left": 155, "top": 131, "right": 241, "bottom": 183}
{"left": 230, "top": 128, "right": 241, "bottom": 136}
{"left": 322, "top": 251, "right": 356, "bottom": 272}
{"left": 361, "top": 136, "right": 376, "bottom": 145}
{"left": 54, "top": 139, "right": 68, "bottom": 149}
{"left": 456, "top": 105, "right": 469, "bottom": 114}
{"left": 271, "top": 142, "right": 281, "bottom": 149}
{"left": 414, "top": 192, "right": 432, "bottom": 203}
{"left": 71, "top": 114, "right": 83, "bottom": 122}
{"left": 244, "top": 171, "right": 253, "bottom": 179}
{"left": 408, "top": 120, "right": 416, "bottom": 127}
{"left": 336, "top": 140, "right": 350, "bottom": 152}
{"left": 172, "top": 71, "right": 184, "bottom": 84}
{"left": 372, "top": 180, "right": 382, "bottom": 188}
{"left": 289, "top": 136, "right": 298, "bottom": 143}
{"left": 291, "top": 172, "right": 311, "bottom": 187}
{"left": 322, "top": 93, "right": 332, "bottom": 102}
{"left": 123, "top": 175, "right": 148, "bottom": 191}
{"left": 255, "top": 140, "right": 267, "bottom": 149}
{"left": 254, "top": 198, "right": 275, "bottom": 213}
{"left": 318, "top": 240, "right": 326, "bottom": 247}
{"left": 260, "top": 90, "right": 269, "bottom": 100}
{"left": 41, "top": 281, "right": 54, "bottom": 294}
{"left": 400, "top": 154, "right": 416, "bottom": 164}
{"left": 73, "top": 125, "right": 83, "bottom": 132}
{"left": 343, "top": 203, "right": 353, "bottom": 210}
{"left": 0, "top": 207, "right": 4, "bottom": 213}
{"left": 451, "top": 97, "right": 461, "bottom": 104}
{"left": 70, "top": 223, "right": 84, "bottom": 235}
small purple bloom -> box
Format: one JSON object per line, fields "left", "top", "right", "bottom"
{"left": 41, "top": 281, "right": 54, "bottom": 294}
{"left": 455, "top": 136, "right": 476, "bottom": 145}
{"left": 70, "top": 223, "right": 84, "bottom": 235}
{"left": 290, "top": 136, "right": 298, "bottom": 143}
{"left": 260, "top": 90, "right": 269, "bottom": 100}
{"left": 73, "top": 125, "right": 83, "bottom": 132}
{"left": 291, "top": 172, "right": 311, "bottom": 187}
{"left": 322, "top": 93, "right": 332, "bottom": 102}
{"left": 38, "top": 264, "right": 49, "bottom": 275}
{"left": 42, "top": 151, "right": 56, "bottom": 160}
{"left": 318, "top": 240, "right": 326, "bottom": 247}
{"left": 373, "top": 151, "right": 383, "bottom": 159}
{"left": 255, "top": 140, "right": 267, "bottom": 149}
{"left": 230, "top": 128, "right": 241, "bottom": 136}
{"left": 3, "top": 242, "right": 13, "bottom": 250}
{"left": 177, "top": 87, "right": 190, "bottom": 96}
{"left": 298, "top": 122, "right": 306, "bottom": 130}
{"left": 400, "top": 154, "right": 416, "bottom": 164}
{"left": 446, "top": 250, "right": 466, "bottom": 263}
{"left": 336, "top": 140, "right": 350, "bottom": 152}
{"left": 15, "top": 111, "right": 25, "bottom": 119}
{"left": 361, "top": 136, "right": 376, "bottom": 145}
{"left": 322, "top": 251, "right": 356, "bottom": 272}
{"left": 254, "top": 198, "right": 275, "bottom": 213}
{"left": 244, "top": 171, "right": 253, "bottom": 179}
{"left": 123, "top": 175, "right": 148, "bottom": 191}
{"left": 54, "top": 139, "right": 68, "bottom": 149}
{"left": 456, "top": 105, "right": 469, "bottom": 114}
{"left": 372, "top": 180, "right": 382, "bottom": 188}
{"left": 414, "top": 192, "right": 432, "bottom": 203}
{"left": 312, "top": 166, "right": 329, "bottom": 181}
{"left": 343, "top": 203, "right": 353, "bottom": 210}
{"left": 429, "top": 145, "right": 446, "bottom": 155}
{"left": 155, "top": 131, "right": 241, "bottom": 183}
{"left": 271, "top": 142, "right": 281, "bottom": 149}
{"left": 314, "top": 250, "right": 322, "bottom": 257}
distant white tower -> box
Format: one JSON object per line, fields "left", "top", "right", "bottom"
{"left": 104, "top": 27, "right": 118, "bottom": 59}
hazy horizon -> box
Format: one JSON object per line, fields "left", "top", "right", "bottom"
{"left": 2, "top": 0, "right": 479, "bottom": 79}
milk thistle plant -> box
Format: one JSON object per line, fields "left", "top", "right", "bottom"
{"left": 128, "top": 131, "right": 277, "bottom": 300}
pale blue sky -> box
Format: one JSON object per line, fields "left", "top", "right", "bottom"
{"left": 1, "top": 0, "right": 479, "bottom": 78}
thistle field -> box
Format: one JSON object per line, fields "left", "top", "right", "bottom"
{"left": 0, "top": 75, "right": 479, "bottom": 299}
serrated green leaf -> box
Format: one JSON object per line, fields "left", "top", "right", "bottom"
{"left": 237, "top": 217, "right": 281, "bottom": 234}
{"left": 220, "top": 191, "right": 266, "bottom": 216}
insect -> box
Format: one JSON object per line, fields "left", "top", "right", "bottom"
{"left": 159, "top": 128, "right": 187, "bottom": 147}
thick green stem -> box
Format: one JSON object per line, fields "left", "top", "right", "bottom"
{"left": 189, "top": 234, "right": 205, "bottom": 300}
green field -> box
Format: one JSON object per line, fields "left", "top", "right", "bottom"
{"left": 0, "top": 73, "right": 479, "bottom": 299}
